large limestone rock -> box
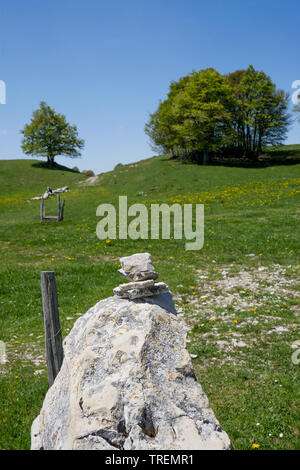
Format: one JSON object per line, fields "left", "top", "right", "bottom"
{"left": 31, "top": 293, "right": 232, "bottom": 450}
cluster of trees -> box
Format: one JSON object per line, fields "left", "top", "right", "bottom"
{"left": 145, "top": 66, "right": 290, "bottom": 163}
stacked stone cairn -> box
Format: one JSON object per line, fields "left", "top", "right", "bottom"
{"left": 113, "top": 252, "right": 169, "bottom": 300}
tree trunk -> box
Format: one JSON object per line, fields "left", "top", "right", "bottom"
{"left": 253, "top": 125, "right": 257, "bottom": 154}
{"left": 47, "top": 155, "right": 55, "bottom": 167}
{"left": 258, "top": 132, "right": 263, "bottom": 155}
{"left": 203, "top": 151, "right": 210, "bottom": 165}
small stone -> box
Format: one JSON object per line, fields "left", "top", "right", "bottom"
{"left": 114, "top": 282, "right": 169, "bottom": 300}
{"left": 113, "top": 279, "right": 155, "bottom": 296}
{"left": 118, "top": 253, "right": 158, "bottom": 281}
{"left": 232, "top": 340, "right": 247, "bottom": 348}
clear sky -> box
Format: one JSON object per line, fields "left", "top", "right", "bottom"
{"left": 0, "top": 0, "right": 299, "bottom": 173}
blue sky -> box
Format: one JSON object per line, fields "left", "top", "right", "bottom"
{"left": 0, "top": 0, "right": 299, "bottom": 173}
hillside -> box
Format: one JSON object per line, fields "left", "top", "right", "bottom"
{"left": 0, "top": 159, "right": 85, "bottom": 196}
{"left": 0, "top": 152, "right": 300, "bottom": 450}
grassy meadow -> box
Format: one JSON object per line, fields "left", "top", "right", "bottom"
{"left": 0, "top": 148, "right": 300, "bottom": 450}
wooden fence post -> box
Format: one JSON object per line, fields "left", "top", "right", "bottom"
{"left": 40, "top": 198, "right": 45, "bottom": 221}
{"left": 58, "top": 196, "right": 65, "bottom": 221}
{"left": 60, "top": 199, "right": 65, "bottom": 220}
{"left": 41, "top": 271, "right": 64, "bottom": 387}
{"left": 57, "top": 194, "right": 61, "bottom": 217}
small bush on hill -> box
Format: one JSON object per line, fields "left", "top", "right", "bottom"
{"left": 82, "top": 169, "right": 95, "bottom": 177}
{"left": 114, "top": 163, "right": 124, "bottom": 170}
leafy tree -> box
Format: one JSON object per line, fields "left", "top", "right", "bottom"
{"left": 226, "top": 69, "right": 248, "bottom": 156}
{"left": 145, "top": 69, "right": 234, "bottom": 163}
{"left": 21, "top": 102, "right": 84, "bottom": 166}
{"left": 145, "top": 75, "right": 192, "bottom": 156}
{"left": 228, "top": 66, "right": 290, "bottom": 159}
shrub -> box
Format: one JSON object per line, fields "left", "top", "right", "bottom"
{"left": 114, "top": 163, "right": 123, "bottom": 170}
{"left": 82, "top": 170, "right": 95, "bottom": 177}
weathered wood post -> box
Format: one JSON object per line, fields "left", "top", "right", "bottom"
{"left": 58, "top": 196, "right": 65, "bottom": 221}
{"left": 41, "top": 271, "right": 64, "bottom": 387}
{"left": 40, "top": 198, "right": 45, "bottom": 221}
{"left": 57, "top": 194, "right": 61, "bottom": 217}
{"left": 61, "top": 199, "right": 65, "bottom": 220}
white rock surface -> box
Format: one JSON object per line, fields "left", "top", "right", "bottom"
{"left": 113, "top": 279, "right": 155, "bottom": 296}
{"left": 31, "top": 295, "right": 232, "bottom": 450}
{"left": 114, "top": 281, "right": 169, "bottom": 300}
{"left": 118, "top": 253, "right": 158, "bottom": 281}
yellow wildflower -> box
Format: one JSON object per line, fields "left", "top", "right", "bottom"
{"left": 252, "top": 443, "right": 260, "bottom": 449}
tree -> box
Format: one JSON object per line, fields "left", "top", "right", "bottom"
{"left": 21, "top": 102, "right": 84, "bottom": 166}
{"left": 145, "top": 74, "right": 192, "bottom": 156}
{"left": 145, "top": 68, "right": 234, "bottom": 163}
{"left": 228, "top": 66, "right": 290, "bottom": 159}
{"left": 226, "top": 69, "right": 248, "bottom": 156}
{"left": 175, "top": 68, "right": 234, "bottom": 163}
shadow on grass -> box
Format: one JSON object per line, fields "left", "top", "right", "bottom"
{"left": 163, "top": 146, "right": 300, "bottom": 168}
{"left": 210, "top": 156, "right": 300, "bottom": 168}
{"left": 31, "top": 161, "right": 79, "bottom": 172}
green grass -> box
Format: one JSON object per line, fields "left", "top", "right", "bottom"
{"left": 0, "top": 152, "right": 300, "bottom": 450}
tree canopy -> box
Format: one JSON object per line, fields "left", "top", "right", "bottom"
{"left": 21, "top": 102, "right": 84, "bottom": 166}
{"left": 145, "top": 66, "right": 290, "bottom": 163}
